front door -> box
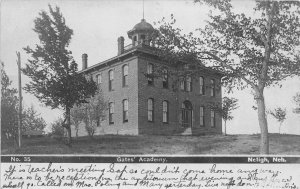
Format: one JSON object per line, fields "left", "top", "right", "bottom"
{"left": 181, "top": 101, "right": 192, "bottom": 128}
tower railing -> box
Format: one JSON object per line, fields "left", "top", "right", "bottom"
{"left": 123, "top": 41, "right": 156, "bottom": 53}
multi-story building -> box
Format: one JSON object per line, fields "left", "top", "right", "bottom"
{"left": 76, "top": 18, "right": 223, "bottom": 136}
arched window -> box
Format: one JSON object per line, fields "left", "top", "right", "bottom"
{"left": 200, "top": 106, "right": 205, "bottom": 127}
{"left": 147, "top": 63, "right": 154, "bottom": 85}
{"left": 210, "top": 109, "right": 215, "bottom": 127}
{"left": 210, "top": 79, "right": 215, "bottom": 97}
{"left": 199, "top": 76, "right": 204, "bottom": 95}
{"left": 186, "top": 76, "right": 192, "bottom": 92}
{"left": 148, "top": 98, "right": 154, "bottom": 121}
{"left": 96, "top": 73, "right": 102, "bottom": 85}
{"left": 109, "top": 102, "right": 114, "bottom": 124}
{"left": 180, "top": 77, "right": 185, "bottom": 91}
{"left": 122, "top": 65, "right": 128, "bottom": 87}
{"left": 108, "top": 70, "right": 114, "bottom": 91}
{"left": 123, "top": 99, "right": 128, "bottom": 122}
{"left": 163, "top": 101, "right": 169, "bottom": 123}
{"left": 162, "top": 68, "right": 168, "bottom": 89}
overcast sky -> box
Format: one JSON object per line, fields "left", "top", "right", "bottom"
{"left": 1, "top": 0, "right": 300, "bottom": 135}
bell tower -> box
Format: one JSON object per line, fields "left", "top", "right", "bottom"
{"left": 127, "top": 19, "right": 156, "bottom": 46}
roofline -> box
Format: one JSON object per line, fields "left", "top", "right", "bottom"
{"left": 79, "top": 48, "right": 139, "bottom": 74}
{"left": 79, "top": 47, "right": 225, "bottom": 77}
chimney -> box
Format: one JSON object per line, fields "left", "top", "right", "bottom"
{"left": 82, "top": 53, "right": 88, "bottom": 70}
{"left": 118, "top": 36, "right": 124, "bottom": 55}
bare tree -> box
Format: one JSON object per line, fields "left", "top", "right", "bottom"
{"left": 270, "top": 107, "right": 286, "bottom": 134}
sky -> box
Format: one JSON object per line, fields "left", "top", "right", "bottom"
{"left": 1, "top": 0, "right": 300, "bottom": 135}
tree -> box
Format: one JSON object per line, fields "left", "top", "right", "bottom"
{"left": 210, "top": 97, "right": 238, "bottom": 136}
{"left": 1, "top": 62, "right": 18, "bottom": 141}
{"left": 155, "top": 1, "right": 300, "bottom": 154}
{"left": 22, "top": 105, "right": 47, "bottom": 132}
{"left": 22, "top": 5, "right": 97, "bottom": 145}
{"left": 70, "top": 106, "right": 84, "bottom": 138}
{"left": 270, "top": 107, "right": 286, "bottom": 134}
{"left": 50, "top": 118, "right": 65, "bottom": 140}
{"left": 71, "top": 91, "right": 108, "bottom": 138}
{"left": 293, "top": 92, "right": 300, "bottom": 114}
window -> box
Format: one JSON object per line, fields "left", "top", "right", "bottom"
{"left": 162, "top": 69, "right": 168, "bottom": 89}
{"left": 141, "top": 35, "right": 146, "bottom": 43}
{"left": 200, "top": 106, "right": 204, "bottom": 127}
{"left": 108, "top": 70, "right": 114, "bottom": 91}
{"left": 109, "top": 102, "right": 114, "bottom": 124}
{"left": 148, "top": 98, "right": 154, "bottom": 121}
{"left": 180, "top": 77, "right": 185, "bottom": 91}
{"left": 122, "top": 65, "right": 128, "bottom": 87}
{"left": 133, "top": 36, "right": 138, "bottom": 46}
{"left": 210, "top": 109, "right": 215, "bottom": 127}
{"left": 199, "top": 76, "right": 204, "bottom": 95}
{"left": 147, "top": 63, "right": 154, "bottom": 85}
{"left": 123, "top": 99, "right": 128, "bottom": 122}
{"left": 96, "top": 73, "right": 102, "bottom": 85}
{"left": 186, "top": 76, "right": 192, "bottom": 92}
{"left": 210, "top": 79, "right": 215, "bottom": 97}
{"left": 163, "top": 101, "right": 169, "bottom": 123}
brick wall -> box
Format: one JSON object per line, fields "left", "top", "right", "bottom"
{"left": 78, "top": 56, "right": 140, "bottom": 135}
{"left": 78, "top": 50, "right": 222, "bottom": 136}
{"left": 137, "top": 55, "right": 222, "bottom": 135}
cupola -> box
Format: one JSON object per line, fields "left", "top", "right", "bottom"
{"left": 127, "top": 19, "right": 156, "bottom": 46}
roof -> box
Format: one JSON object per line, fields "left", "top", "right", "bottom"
{"left": 127, "top": 19, "right": 155, "bottom": 39}
{"left": 132, "top": 19, "right": 154, "bottom": 31}
{"left": 80, "top": 45, "right": 224, "bottom": 77}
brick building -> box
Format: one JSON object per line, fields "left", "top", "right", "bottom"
{"left": 76, "top": 19, "right": 223, "bottom": 136}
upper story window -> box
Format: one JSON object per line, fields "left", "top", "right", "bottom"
{"left": 96, "top": 73, "right": 102, "bottom": 85}
{"left": 108, "top": 70, "right": 114, "bottom": 91}
{"left": 148, "top": 98, "right": 154, "bottom": 122}
{"left": 186, "top": 76, "right": 192, "bottom": 92}
{"left": 147, "top": 63, "right": 154, "bottom": 85}
{"left": 199, "top": 76, "right": 204, "bottom": 95}
{"left": 162, "top": 68, "right": 168, "bottom": 89}
{"left": 123, "top": 99, "right": 128, "bottom": 122}
{"left": 109, "top": 102, "right": 114, "bottom": 124}
{"left": 180, "top": 77, "right": 185, "bottom": 91}
{"left": 210, "top": 109, "right": 215, "bottom": 127}
{"left": 200, "top": 106, "right": 204, "bottom": 127}
{"left": 122, "top": 65, "right": 128, "bottom": 87}
{"left": 162, "top": 100, "right": 169, "bottom": 123}
{"left": 210, "top": 79, "right": 215, "bottom": 97}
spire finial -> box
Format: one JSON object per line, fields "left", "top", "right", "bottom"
{"left": 143, "top": 0, "right": 144, "bottom": 20}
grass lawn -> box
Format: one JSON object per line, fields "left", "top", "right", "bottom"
{"left": 2, "top": 133, "right": 300, "bottom": 155}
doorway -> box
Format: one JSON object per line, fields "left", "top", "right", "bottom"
{"left": 181, "top": 100, "right": 192, "bottom": 128}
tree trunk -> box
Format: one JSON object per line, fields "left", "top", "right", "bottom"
{"left": 255, "top": 92, "right": 269, "bottom": 154}
{"left": 279, "top": 123, "right": 282, "bottom": 134}
{"left": 65, "top": 107, "right": 72, "bottom": 145}
{"left": 76, "top": 126, "right": 79, "bottom": 138}
{"left": 224, "top": 121, "right": 227, "bottom": 136}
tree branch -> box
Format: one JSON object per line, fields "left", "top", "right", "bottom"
{"left": 200, "top": 51, "right": 257, "bottom": 90}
